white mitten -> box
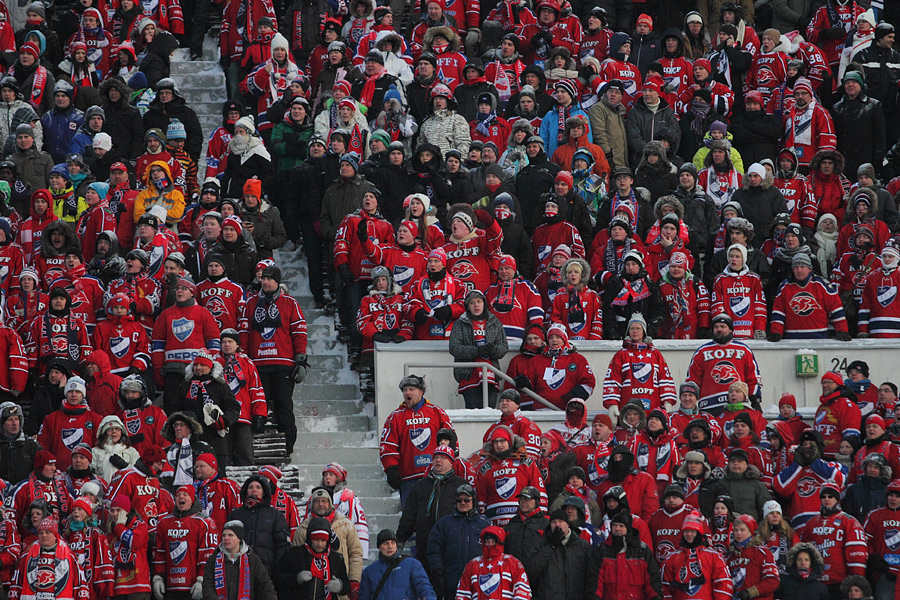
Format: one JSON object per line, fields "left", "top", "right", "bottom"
{"left": 607, "top": 404, "right": 620, "bottom": 423}
{"left": 152, "top": 576, "right": 166, "bottom": 600}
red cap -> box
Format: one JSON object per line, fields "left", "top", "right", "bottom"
{"left": 196, "top": 452, "right": 218, "bottom": 471}
{"left": 592, "top": 413, "right": 613, "bottom": 428}
{"left": 223, "top": 215, "right": 243, "bottom": 236}
{"left": 481, "top": 525, "right": 506, "bottom": 544}
{"left": 106, "top": 292, "right": 130, "bottom": 312}
{"left": 333, "top": 80, "right": 352, "bottom": 96}
{"left": 399, "top": 220, "right": 419, "bottom": 239}
{"left": 322, "top": 463, "right": 347, "bottom": 482}
{"left": 888, "top": 479, "right": 900, "bottom": 495}
{"left": 490, "top": 426, "right": 513, "bottom": 444}
{"left": 694, "top": 58, "right": 712, "bottom": 75}
{"left": 34, "top": 450, "right": 56, "bottom": 470}
{"left": 72, "top": 497, "right": 93, "bottom": 517}
{"left": 176, "top": 485, "right": 196, "bottom": 502}
{"left": 735, "top": 513, "right": 758, "bottom": 534}
{"left": 636, "top": 13, "right": 653, "bottom": 29}
{"left": 110, "top": 495, "right": 132, "bottom": 512}
{"left": 338, "top": 97, "right": 356, "bottom": 111}
{"left": 552, "top": 245, "right": 572, "bottom": 259}
{"left": 38, "top": 517, "right": 59, "bottom": 537}
{"left": 745, "top": 90, "right": 765, "bottom": 106}
{"left": 140, "top": 445, "right": 166, "bottom": 465}
{"left": 433, "top": 444, "right": 454, "bottom": 461}
{"left": 175, "top": 276, "right": 196, "bottom": 294}
{"left": 20, "top": 41, "right": 39, "bottom": 59}
{"left": 498, "top": 254, "right": 517, "bottom": 271}
{"left": 555, "top": 170, "right": 574, "bottom": 189}
{"left": 779, "top": 393, "right": 797, "bottom": 410}
{"left": 193, "top": 354, "right": 214, "bottom": 370}
{"left": 110, "top": 161, "right": 128, "bottom": 172}
{"left": 642, "top": 76, "right": 663, "bottom": 94}
{"left": 428, "top": 247, "right": 447, "bottom": 267}
{"left": 259, "top": 465, "right": 283, "bottom": 485}
{"left": 822, "top": 371, "right": 844, "bottom": 386}
{"left": 682, "top": 512, "right": 706, "bottom": 533}
{"left": 867, "top": 413, "right": 886, "bottom": 430}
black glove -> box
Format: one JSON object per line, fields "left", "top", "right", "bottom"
{"left": 648, "top": 321, "right": 660, "bottom": 339}
{"left": 821, "top": 26, "right": 845, "bottom": 39}
{"left": 835, "top": 331, "right": 852, "bottom": 341}
{"left": 433, "top": 306, "right": 453, "bottom": 321}
{"left": 414, "top": 309, "right": 429, "bottom": 324}
{"left": 219, "top": 55, "right": 231, "bottom": 68}
{"left": 253, "top": 415, "right": 266, "bottom": 434}
{"left": 767, "top": 332, "right": 782, "bottom": 342}
{"left": 697, "top": 327, "right": 712, "bottom": 339}
{"left": 548, "top": 526, "right": 565, "bottom": 547}
{"left": 794, "top": 443, "right": 818, "bottom": 467}
{"left": 392, "top": 334, "right": 405, "bottom": 343}
{"left": 357, "top": 219, "right": 368, "bottom": 242}
{"left": 339, "top": 264, "right": 353, "bottom": 283}
{"left": 514, "top": 375, "right": 531, "bottom": 390}
{"left": 432, "top": 571, "right": 446, "bottom": 600}
{"left": 130, "top": 301, "right": 138, "bottom": 315}
{"left": 474, "top": 209, "right": 494, "bottom": 227}
{"left": 530, "top": 31, "right": 552, "bottom": 58}
{"left": 127, "top": 365, "right": 143, "bottom": 376}
{"left": 478, "top": 343, "right": 494, "bottom": 358}
{"left": 385, "top": 466, "right": 402, "bottom": 490}
{"left": 130, "top": 432, "right": 145, "bottom": 444}
{"left": 109, "top": 454, "right": 128, "bottom": 469}
{"left": 737, "top": 591, "right": 751, "bottom": 600}
{"left": 373, "top": 331, "right": 392, "bottom": 343}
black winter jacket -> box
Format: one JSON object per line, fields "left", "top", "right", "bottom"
{"left": 832, "top": 94, "right": 887, "bottom": 179}
{"left": 602, "top": 271, "right": 666, "bottom": 339}
{"left": 100, "top": 77, "right": 145, "bottom": 160}
{"left": 515, "top": 152, "right": 559, "bottom": 234}
{"left": 503, "top": 510, "right": 549, "bottom": 565}
{"left": 229, "top": 475, "right": 292, "bottom": 574}
{"left": 273, "top": 543, "right": 349, "bottom": 600}
{"left": 397, "top": 471, "right": 468, "bottom": 565}
{"left": 626, "top": 97, "right": 681, "bottom": 165}
{"left": 206, "top": 237, "right": 259, "bottom": 288}
{"left": 844, "top": 475, "right": 888, "bottom": 523}
{"left": 526, "top": 531, "right": 595, "bottom": 600}
{"left": 732, "top": 183, "right": 789, "bottom": 250}
{"left": 672, "top": 185, "right": 719, "bottom": 261}
{"left": 729, "top": 109, "right": 783, "bottom": 167}
{"left": 498, "top": 218, "right": 534, "bottom": 279}
{"left": 203, "top": 545, "right": 278, "bottom": 600}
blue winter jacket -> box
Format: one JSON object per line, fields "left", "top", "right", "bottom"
{"left": 426, "top": 510, "right": 490, "bottom": 598}
{"left": 539, "top": 103, "right": 592, "bottom": 158}
{"left": 40, "top": 106, "right": 85, "bottom": 163}
{"left": 359, "top": 554, "right": 436, "bottom": 600}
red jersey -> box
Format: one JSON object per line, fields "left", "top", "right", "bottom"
{"left": 726, "top": 545, "right": 779, "bottom": 600}
{"left": 65, "top": 525, "right": 115, "bottom": 600}
{"left": 799, "top": 511, "right": 867, "bottom": 583}
{"left": 771, "top": 274, "right": 847, "bottom": 338}
{"left": 773, "top": 460, "right": 847, "bottom": 528}
{"left": 662, "top": 546, "right": 733, "bottom": 600}
{"left": 774, "top": 175, "right": 817, "bottom": 231}
{"left": 93, "top": 314, "right": 151, "bottom": 375}
{"left": 476, "top": 455, "right": 546, "bottom": 525}
{"left": 153, "top": 511, "right": 211, "bottom": 590}
{"left": 532, "top": 221, "right": 584, "bottom": 274}
{"left": 37, "top": 403, "right": 102, "bottom": 469}
{"left": 686, "top": 339, "right": 761, "bottom": 414}
{"left": 442, "top": 219, "right": 503, "bottom": 293}
{"left": 335, "top": 212, "right": 396, "bottom": 280}
{"left": 217, "top": 352, "right": 267, "bottom": 425}
{"left": 522, "top": 347, "right": 595, "bottom": 410}
{"left": 858, "top": 266, "right": 900, "bottom": 337}
{"left": 196, "top": 277, "right": 246, "bottom": 332}
{"left": 711, "top": 268, "right": 767, "bottom": 338}
{"left": 116, "top": 404, "right": 167, "bottom": 456}
{"left": 648, "top": 505, "right": 691, "bottom": 564}
{"left": 363, "top": 238, "right": 428, "bottom": 294}
{"left": 107, "top": 467, "right": 172, "bottom": 536}
{"left": 658, "top": 274, "right": 711, "bottom": 339}
{"left": 196, "top": 476, "right": 240, "bottom": 533}
{"left": 379, "top": 399, "right": 456, "bottom": 480}
{"left": 864, "top": 504, "right": 900, "bottom": 577}
{"left": 572, "top": 439, "right": 612, "bottom": 490}
{"left": 483, "top": 412, "right": 543, "bottom": 460}
{"left": 485, "top": 278, "right": 544, "bottom": 341}
{"left": 108, "top": 515, "right": 151, "bottom": 594}
{"left": 239, "top": 289, "right": 307, "bottom": 368}
{"left": 403, "top": 272, "right": 466, "bottom": 340}
{"left": 105, "top": 274, "right": 162, "bottom": 335}
{"left": 603, "top": 340, "right": 677, "bottom": 410}
{"left": 549, "top": 285, "right": 603, "bottom": 340}
{"left": 151, "top": 303, "right": 221, "bottom": 374}
{"left": 815, "top": 390, "right": 862, "bottom": 458}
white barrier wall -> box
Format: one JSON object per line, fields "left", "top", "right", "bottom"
{"left": 374, "top": 340, "right": 900, "bottom": 456}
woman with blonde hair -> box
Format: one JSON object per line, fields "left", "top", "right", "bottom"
{"left": 753, "top": 499, "right": 799, "bottom": 576}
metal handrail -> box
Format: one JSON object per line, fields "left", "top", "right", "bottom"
{"left": 403, "top": 362, "right": 562, "bottom": 410}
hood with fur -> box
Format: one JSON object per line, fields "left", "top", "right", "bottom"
{"left": 183, "top": 358, "right": 226, "bottom": 383}
{"left": 561, "top": 256, "right": 591, "bottom": 286}
{"left": 809, "top": 149, "right": 844, "bottom": 175}
{"left": 654, "top": 195, "right": 684, "bottom": 220}
{"left": 99, "top": 76, "right": 132, "bottom": 108}
{"left": 423, "top": 26, "right": 462, "bottom": 54}
{"left": 162, "top": 411, "right": 204, "bottom": 441}
{"left": 786, "top": 542, "right": 825, "bottom": 576}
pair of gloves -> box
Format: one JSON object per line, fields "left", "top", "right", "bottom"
{"left": 373, "top": 329, "right": 405, "bottom": 344}
{"left": 296, "top": 571, "right": 344, "bottom": 594}
{"left": 153, "top": 577, "right": 204, "bottom": 600}
{"left": 293, "top": 353, "right": 308, "bottom": 384}
{"left": 415, "top": 306, "right": 453, "bottom": 323}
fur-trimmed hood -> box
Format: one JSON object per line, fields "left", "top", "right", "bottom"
{"left": 99, "top": 76, "right": 132, "bottom": 108}
{"left": 162, "top": 411, "right": 204, "bottom": 441}
{"left": 637, "top": 140, "right": 673, "bottom": 172}
{"left": 548, "top": 46, "right": 576, "bottom": 70}
{"left": 703, "top": 139, "right": 734, "bottom": 169}
{"left": 785, "top": 542, "right": 825, "bottom": 575}
{"left": 562, "top": 256, "right": 591, "bottom": 286}
{"left": 183, "top": 359, "right": 226, "bottom": 383}
{"left": 349, "top": 0, "right": 374, "bottom": 17}
{"left": 841, "top": 575, "right": 873, "bottom": 598}
{"left": 617, "top": 399, "right": 647, "bottom": 430}
{"left": 41, "top": 220, "right": 80, "bottom": 258}
{"left": 654, "top": 195, "right": 684, "bottom": 220}
{"left": 481, "top": 427, "right": 528, "bottom": 461}
{"left": 375, "top": 31, "right": 404, "bottom": 55}
{"left": 850, "top": 186, "right": 879, "bottom": 215}
{"left": 809, "top": 149, "right": 845, "bottom": 175}
{"left": 423, "top": 26, "right": 462, "bottom": 54}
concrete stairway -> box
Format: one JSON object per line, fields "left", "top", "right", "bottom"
{"left": 279, "top": 244, "right": 401, "bottom": 559}
{"left": 168, "top": 35, "right": 226, "bottom": 175}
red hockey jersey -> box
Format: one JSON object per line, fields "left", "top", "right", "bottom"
{"left": 858, "top": 266, "right": 900, "bottom": 337}
{"left": 658, "top": 274, "right": 711, "bottom": 339}
{"left": 799, "top": 511, "right": 867, "bottom": 583}
{"left": 549, "top": 285, "right": 603, "bottom": 340}
{"left": 197, "top": 277, "right": 246, "bottom": 332}
{"left": 151, "top": 303, "right": 221, "bottom": 376}
{"left": 686, "top": 339, "right": 761, "bottom": 413}
{"left": 648, "top": 505, "right": 691, "bottom": 564}
{"left": 711, "top": 268, "right": 767, "bottom": 338}
{"left": 37, "top": 402, "right": 102, "bottom": 469}
{"left": 603, "top": 340, "right": 676, "bottom": 410}
{"left": 815, "top": 390, "right": 862, "bottom": 458}
{"left": 65, "top": 525, "right": 115, "bottom": 600}
{"left": 217, "top": 352, "right": 267, "bottom": 425}
{"left": 239, "top": 289, "right": 307, "bottom": 368}
{"left": 442, "top": 219, "right": 503, "bottom": 293}
{"left": 532, "top": 221, "right": 584, "bottom": 274}
{"left": 485, "top": 278, "right": 544, "bottom": 341}
{"left": 335, "top": 211, "right": 396, "bottom": 280}
{"left": 153, "top": 511, "right": 211, "bottom": 590}
{"left": 364, "top": 238, "right": 428, "bottom": 294}
{"left": 522, "top": 348, "right": 595, "bottom": 410}
{"left": 727, "top": 544, "right": 779, "bottom": 600}
{"left": 403, "top": 272, "right": 466, "bottom": 340}
{"left": 476, "top": 456, "right": 546, "bottom": 525}
{"left": 771, "top": 274, "right": 847, "bottom": 338}
{"left": 773, "top": 459, "right": 847, "bottom": 528}
{"left": 662, "top": 545, "right": 733, "bottom": 600}
{"left": 379, "top": 399, "right": 456, "bottom": 480}
{"left": 864, "top": 504, "right": 900, "bottom": 577}
{"left": 94, "top": 314, "right": 151, "bottom": 375}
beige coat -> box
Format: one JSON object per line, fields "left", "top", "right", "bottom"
{"left": 588, "top": 97, "right": 628, "bottom": 169}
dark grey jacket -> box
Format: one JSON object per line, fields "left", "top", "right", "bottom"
{"left": 448, "top": 312, "right": 509, "bottom": 383}
{"left": 526, "top": 529, "right": 595, "bottom": 600}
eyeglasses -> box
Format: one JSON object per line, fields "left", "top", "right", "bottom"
{"left": 456, "top": 497, "right": 472, "bottom": 503}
